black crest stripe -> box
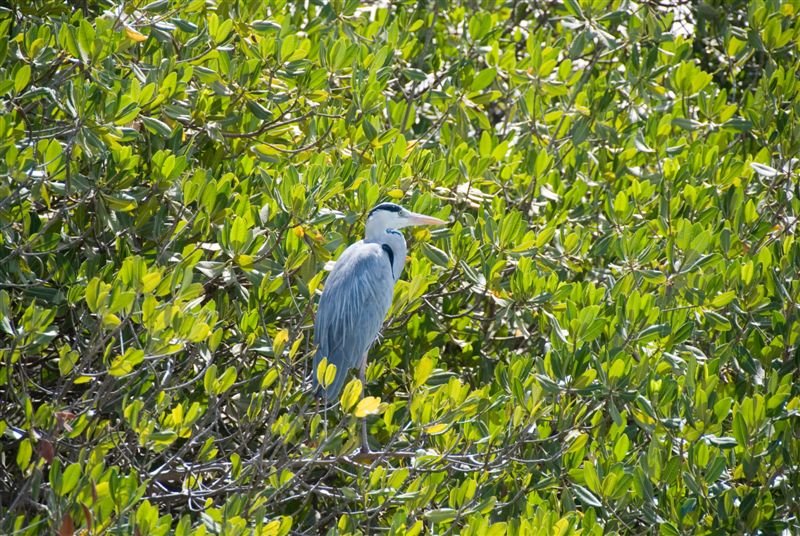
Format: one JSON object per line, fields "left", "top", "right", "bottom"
{"left": 381, "top": 243, "right": 395, "bottom": 276}
{"left": 369, "top": 203, "right": 402, "bottom": 216}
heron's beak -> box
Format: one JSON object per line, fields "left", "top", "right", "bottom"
{"left": 406, "top": 212, "right": 446, "bottom": 226}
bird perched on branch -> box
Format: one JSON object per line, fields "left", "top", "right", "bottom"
{"left": 312, "top": 202, "right": 445, "bottom": 449}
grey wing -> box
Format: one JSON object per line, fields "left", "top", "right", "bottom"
{"left": 312, "top": 244, "right": 395, "bottom": 399}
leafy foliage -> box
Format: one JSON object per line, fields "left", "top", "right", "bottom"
{"left": 2, "top": 0, "right": 800, "bottom": 533}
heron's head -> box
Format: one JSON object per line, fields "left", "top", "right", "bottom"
{"left": 366, "top": 203, "right": 445, "bottom": 238}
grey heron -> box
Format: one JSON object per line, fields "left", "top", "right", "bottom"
{"left": 312, "top": 202, "right": 445, "bottom": 449}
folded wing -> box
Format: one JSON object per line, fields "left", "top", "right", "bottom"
{"left": 312, "top": 242, "right": 396, "bottom": 399}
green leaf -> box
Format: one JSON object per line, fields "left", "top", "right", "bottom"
{"left": 16, "top": 438, "right": 32, "bottom": 469}
{"left": 750, "top": 162, "right": 778, "bottom": 177}
{"left": 246, "top": 100, "right": 272, "bottom": 120}
{"left": 252, "top": 20, "right": 281, "bottom": 32}
{"left": 85, "top": 277, "right": 104, "bottom": 313}
{"left": 14, "top": 64, "right": 31, "bottom": 93}
{"left": 363, "top": 120, "right": 377, "bottom": 141}
{"left": 229, "top": 216, "right": 250, "bottom": 252}
{"left": 142, "top": 0, "right": 169, "bottom": 11}
{"left": 705, "top": 456, "right": 726, "bottom": 483}
{"left": 613, "top": 191, "right": 628, "bottom": 215}
{"left": 733, "top": 411, "right": 748, "bottom": 445}
{"left": 564, "top": 0, "right": 584, "bottom": 17}
{"left": 613, "top": 433, "right": 629, "bottom": 461}
{"left": 471, "top": 68, "right": 496, "bottom": 92}
{"left": 575, "top": 305, "right": 604, "bottom": 343}
{"left": 402, "top": 68, "right": 427, "bottom": 82}
{"left": 710, "top": 291, "right": 736, "bottom": 308}
{"left": 0, "top": 289, "right": 14, "bottom": 335}
{"left": 573, "top": 484, "right": 602, "bottom": 507}
{"left": 58, "top": 463, "right": 81, "bottom": 496}
{"left": 108, "top": 348, "right": 145, "bottom": 377}
{"left": 204, "top": 364, "right": 218, "bottom": 396}
{"left": 419, "top": 242, "right": 449, "bottom": 267}
{"left": 425, "top": 509, "right": 457, "bottom": 523}
{"left": 705, "top": 310, "right": 732, "bottom": 331}
{"left": 567, "top": 432, "right": 588, "bottom": 454}
{"left": 659, "top": 522, "right": 680, "bottom": 536}
{"left": 285, "top": 38, "right": 311, "bottom": 62}
{"left": 141, "top": 116, "right": 173, "bottom": 138}
{"left": 672, "top": 117, "right": 702, "bottom": 131}
{"left": 215, "top": 366, "right": 237, "bottom": 394}
{"left": 637, "top": 323, "right": 670, "bottom": 343}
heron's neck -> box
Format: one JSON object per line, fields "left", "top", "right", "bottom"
{"left": 365, "top": 214, "right": 396, "bottom": 242}
{"left": 365, "top": 224, "right": 393, "bottom": 242}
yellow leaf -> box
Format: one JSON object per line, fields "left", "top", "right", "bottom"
{"left": 108, "top": 348, "right": 144, "bottom": 377}
{"left": 273, "top": 329, "right": 289, "bottom": 356}
{"left": 340, "top": 379, "right": 362, "bottom": 412}
{"left": 567, "top": 432, "right": 588, "bottom": 454}
{"left": 236, "top": 254, "right": 254, "bottom": 270}
{"left": 292, "top": 225, "right": 305, "bottom": 237}
{"left": 414, "top": 356, "right": 434, "bottom": 388}
{"left": 553, "top": 518, "right": 570, "bottom": 536}
{"left": 608, "top": 358, "right": 626, "bottom": 380}
{"left": 288, "top": 336, "right": 303, "bottom": 359}
{"left": 125, "top": 26, "right": 148, "bottom": 43}
{"left": 354, "top": 396, "right": 383, "bottom": 418}
{"left": 324, "top": 363, "right": 337, "bottom": 389}
{"left": 387, "top": 189, "right": 404, "bottom": 199}
{"left": 260, "top": 519, "right": 281, "bottom": 536}
{"left": 316, "top": 358, "right": 329, "bottom": 386}
{"left": 94, "top": 481, "right": 110, "bottom": 499}
{"left": 261, "top": 369, "right": 279, "bottom": 390}
{"left": 252, "top": 143, "right": 285, "bottom": 156}
{"left": 142, "top": 271, "right": 161, "bottom": 293}
{"left": 102, "top": 313, "right": 121, "bottom": 328}
{"left": 424, "top": 423, "right": 448, "bottom": 435}
{"left": 188, "top": 322, "right": 210, "bottom": 342}
{"left": 172, "top": 404, "right": 183, "bottom": 424}
{"left": 741, "top": 260, "right": 754, "bottom": 285}
{"left": 406, "top": 520, "right": 423, "bottom": 536}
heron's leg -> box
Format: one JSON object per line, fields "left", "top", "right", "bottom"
{"left": 317, "top": 395, "right": 327, "bottom": 442}
{"left": 359, "top": 354, "right": 369, "bottom": 453}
